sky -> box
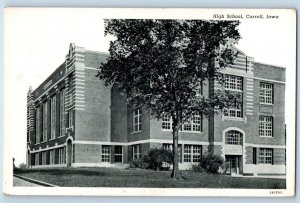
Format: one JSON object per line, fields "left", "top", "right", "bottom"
{"left": 3, "top": 8, "right": 296, "bottom": 165}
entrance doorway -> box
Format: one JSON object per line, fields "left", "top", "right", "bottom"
{"left": 225, "top": 155, "right": 241, "bottom": 175}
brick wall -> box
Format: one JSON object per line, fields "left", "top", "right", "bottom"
{"left": 111, "top": 85, "right": 128, "bottom": 142}
{"left": 75, "top": 53, "right": 111, "bottom": 142}
{"left": 74, "top": 143, "right": 102, "bottom": 163}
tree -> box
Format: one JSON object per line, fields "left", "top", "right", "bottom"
{"left": 97, "top": 19, "right": 241, "bottom": 179}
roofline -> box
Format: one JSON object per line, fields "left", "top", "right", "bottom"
{"left": 31, "top": 62, "right": 65, "bottom": 94}
{"left": 85, "top": 49, "right": 109, "bottom": 56}
{"left": 253, "top": 61, "right": 286, "bottom": 69}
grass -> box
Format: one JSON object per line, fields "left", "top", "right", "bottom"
{"left": 14, "top": 167, "right": 286, "bottom": 188}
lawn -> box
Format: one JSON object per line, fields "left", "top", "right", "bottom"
{"left": 14, "top": 167, "right": 286, "bottom": 189}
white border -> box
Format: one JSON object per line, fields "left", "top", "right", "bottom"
{"left": 3, "top": 8, "right": 296, "bottom": 197}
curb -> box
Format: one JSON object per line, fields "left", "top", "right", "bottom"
{"left": 13, "top": 174, "right": 59, "bottom": 187}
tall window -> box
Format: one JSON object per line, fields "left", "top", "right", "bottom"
{"left": 58, "top": 147, "right": 66, "bottom": 164}
{"left": 59, "top": 89, "right": 65, "bottom": 137}
{"left": 114, "top": 146, "right": 123, "bottom": 163}
{"left": 50, "top": 95, "right": 56, "bottom": 140}
{"left": 69, "top": 108, "right": 74, "bottom": 128}
{"left": 183, "top": 145, "right": 201, "bottom": 163}
{"left": 225, "top": 75, "right": 243, "bottom": 91}
{"left": 253, "top": 147, "right": 257, "bottom": 164}
{"left": 260, "top": 83, "right": 273, "bottom": 104}
{"left": 102, "top": 146, "right": 111, "bottom": 162}
{"left": 224, "top": 74, "right": 243, "bottom": 118}
{"left": 224, "top": 103, "right": 242, "bottom": 118}
{"left": 49, "top": 149, "right": 55, "bottom": 165}
{"left": 182, "top": 113, "right": 202, "bottom": 132}
{"left": 225, "top": 130, "right": 242, "bottom": 145}
{"left": 42, "top": 101, "right": 48, "bottom": 142}
{"left": 132, "top": 145, "right": 141, "bottom": 159}
{"left": 133, "top": 109, "right": 142, "bottom": 132}
{"left": 35, "top": 153, "right": 39, "bottom": 166}
{"left": 259, "top": 116, "right": 273, "bottom": 137}
{"left": 42, "top": 151, "right": 47, "bottom": 165}
{"left": 36, "top": 107, "right": 41, "bottom": 144}
{"left": 162, "top": 114, "right": 172, "bottom": 130}
{"left": 259, "top": 148, "right": 273, "bottom": 164}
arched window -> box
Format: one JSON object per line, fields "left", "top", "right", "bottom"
{"left": 225, "top": 130, "right": 243, "bottom": 145}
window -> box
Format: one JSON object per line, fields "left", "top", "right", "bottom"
{"left": 260, "top": 83, "right": 273, "bottom": 104}
{"left": 162, "top": 113, "right": 202, "bottom": 132}
{"left": 225, "top": 131, "right": 242, "bottom": 145}
{"left": 102, "top": 146, "right": 111, "bottom": 162}
{"left": 42, "top": 101, "right": 48, "bottom": 142}
{"left": 253, "top": 147, "right": 257, "bottom": 164}
{"left": 58, "top": 147, "right": 66, "bottom": 164}
{"left": 225, "top": 75, "right": 243, "bottom": 91}
{"left": 163, "top": 143, "right": 173, "bottom": 151}
{"left": 183, "top": 145, "right": 201, "bottom": 163}
{"left": 36, "top": 107, "right": 41, "bottom": 144}
{"left": 35, "top": 153, "right": 39, "bottom": 166}
{"left": 69, "top": 108, "right": 74, "bottom": 128}
{"left": 182, "top": 113, "right": 202, "bottom": 132}
{"left": 132, "top": 145, "right": 141, "bottom": 159}
{"left": 114, "top": 146, "right": 123, "bottom": 163}
{"left": 259, "top": 116, "right": 273, "bottom": 137}
{"left": 59, "top": 89, "right": 66, "bottom": 137}
{"left": 224, "top": 103, "right": 242, "bottom": 118}
{"left": 192, "top": 146, "right": 202, "bottom": 162}
{"left": 162, "top": 114, "right": 172, "bottom": 130}
{"left": 259, "top": 148, "right": 273, "bottom": 164}
{"left": 49, "top": 149, "right": 55, "bottom": 165}
{"left": 50, "top": 95, "right": 56, "bottom": 140}
{"left": 42, "top": 151, "right": 47, "bottom": 165}
{"left": 133, "top": 109, "right": 142, "bottom": 132}
{"left": 163, "top": 143, "right": 182, "bottom": 162}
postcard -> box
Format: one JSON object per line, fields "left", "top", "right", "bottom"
{"left": 3, "top": 8, "right": 296, "bottom": 196}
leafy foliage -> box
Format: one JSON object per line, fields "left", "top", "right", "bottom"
{"left": 199, "top": 153, "right": 225, "bottom": 174}
{"left": 97, "top": 19, "right": 241, "bottom": 178}
{"left": 144, "top": 148, "right": 173, "bottom": 170}
{"left": 98, "top": 19, "right": 241, "bottom": 120}
{"left": 129, "top": 158, "right": 147, "bottom": 169}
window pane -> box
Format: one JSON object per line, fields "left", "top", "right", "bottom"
{"left": 225, "top": 75, "right": 243, "bottom": 91}
{"left": 259, "top": 148, "right": 273, "bottom": 164}
{"left": 259, "top": 116, "right": 273, "bottom": 137}
{"left": 260, "top": 83, "right": 273, "bottom": 104}
{"left": 226, "top": 131, "right": 242, "bottom": 145}
{"left": 102, "top": 146, "right": 111, "bottom": 162}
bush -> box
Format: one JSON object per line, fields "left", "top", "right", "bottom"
{"left": 199, "top": 153, "right": 225, "bottom": 174}
{"left": 129, "top": 158, "right": 145, "bottom": 169}
{"left": 18, "top": 163, "right": 27, "bottom": 169}
{"left": 145, "top": 148, "right": 173, "bottom": 171}
{"left": 192, "top": 164, "right": 204, "bottom": 173}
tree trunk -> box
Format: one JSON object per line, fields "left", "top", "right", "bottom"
{"left": 171, "top": 127, "right": 179, "bottom": 179}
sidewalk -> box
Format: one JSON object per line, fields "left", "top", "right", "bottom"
{"left": 13, "top": 176, "right": 45, "bottom": 187}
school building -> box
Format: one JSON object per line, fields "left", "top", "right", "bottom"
{"left": 26, "top": 43, "right": 286, "bottom": 176}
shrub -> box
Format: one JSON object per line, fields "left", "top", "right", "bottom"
{"left": 145, "top": 148, "right": 173, "bottom": 171}
{"left": 192, "top": 164, "right": 204, "bottom": 173}
{"left": 129, "top": 158, "right": 145, "bottom": 169}
{"left": 199, "top": 153, "right": 225, "bottom": 174}
{"left": 18, "top": 163, "right": 27, "bottom": 169}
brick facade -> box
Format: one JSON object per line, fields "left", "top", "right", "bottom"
{"left": 26, "top": 44, "right": 286, "bottom": 176}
